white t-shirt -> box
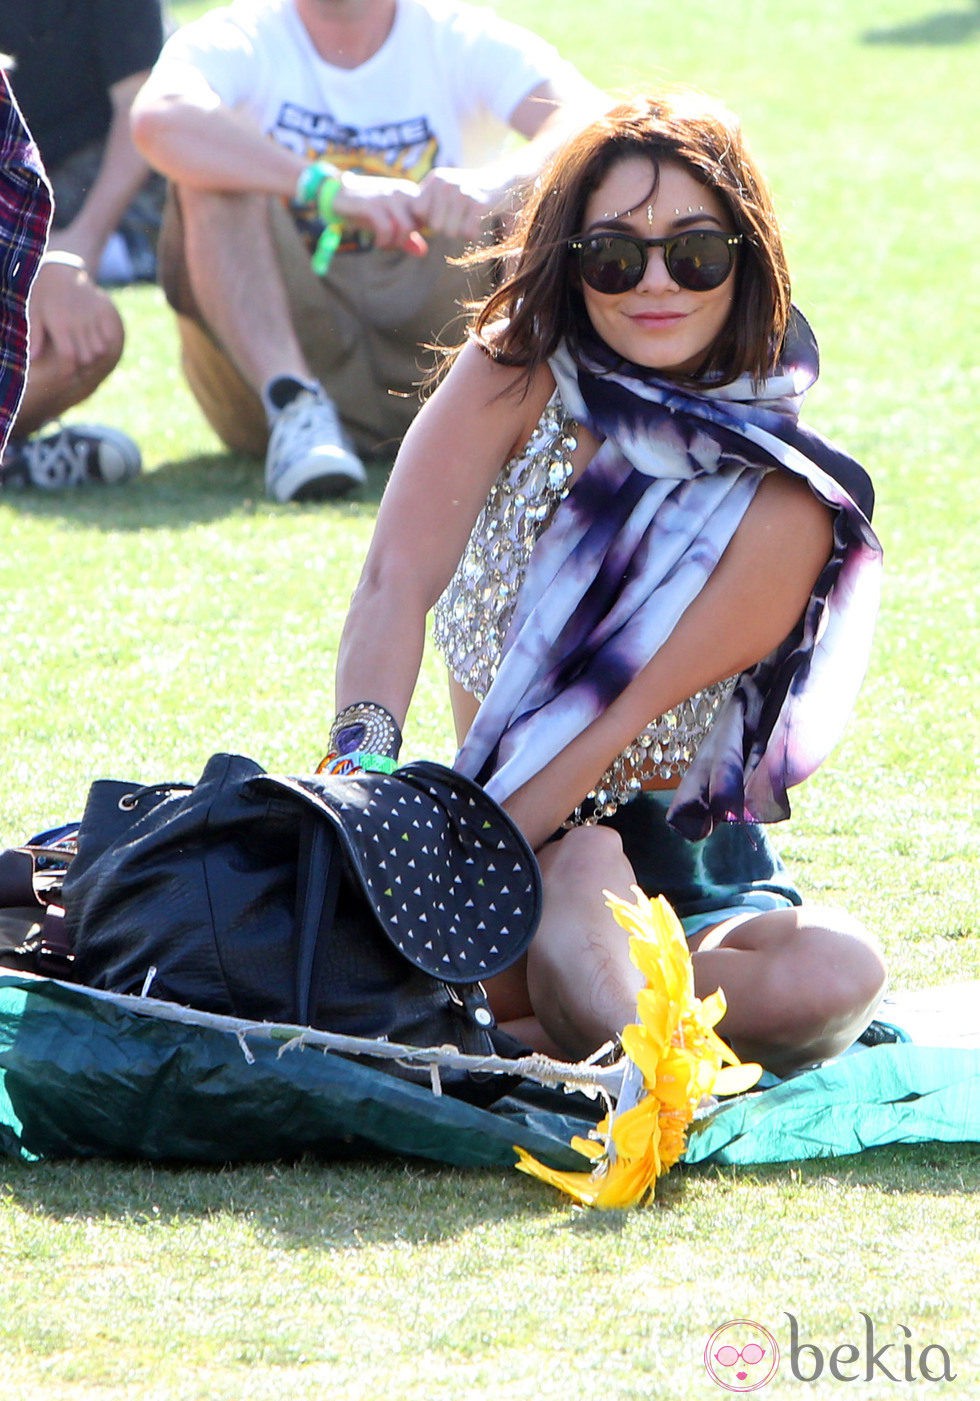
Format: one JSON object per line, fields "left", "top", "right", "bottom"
{"left": 156, "top": 0, "right": 578, "bottom": 177}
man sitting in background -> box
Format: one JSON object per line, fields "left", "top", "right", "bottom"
{"left": 0, "top": 0, "right": 165, "bottom": 491}
{"left": 132, "top": 0, "right": 606, "bottom": 502}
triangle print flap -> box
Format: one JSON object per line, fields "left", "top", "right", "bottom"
{"left": 248, "top": 763, "right": 541, "bottom": 984}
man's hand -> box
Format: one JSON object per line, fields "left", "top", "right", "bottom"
{"left": 29, "top": 261, "right": 121, "bottom": 370}
{"left": 332, "top": 172, "right": 429, "bottom": 255}
{"left": 415, "top": 167, "right": 495, "bottom": 243}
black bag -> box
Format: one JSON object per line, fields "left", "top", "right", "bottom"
{"left": 61, "top": 754, "right": 542, "bottom": 1099}
{"left": 0, "top": 844, "right": 74, "bottom": 978}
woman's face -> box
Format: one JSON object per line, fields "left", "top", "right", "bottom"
{"left": 576, "top": 156, "right": 737, "bottom": 375}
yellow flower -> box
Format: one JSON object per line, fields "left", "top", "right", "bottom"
{"left": 514, "top": 887, "right": 762, "bottom": 1208}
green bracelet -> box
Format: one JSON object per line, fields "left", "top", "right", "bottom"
{"left": 294, "top": 160, "right": 339, "bottom": 207}
{"left": 295, "top": 162, "right": 344, "bottom": 277}
{"left": 311, "top": 219, "right": 343, "bottom": 277}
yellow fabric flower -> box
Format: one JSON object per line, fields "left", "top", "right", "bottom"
{"left": 514, "top": 887, "right": 762, "bottom": 1208}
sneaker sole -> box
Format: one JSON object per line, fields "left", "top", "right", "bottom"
{"left": 268, "top": 453, "right": 367, "bottom": 504}
{"left": 291, "top": 470, "right": 366, "bottom": 502}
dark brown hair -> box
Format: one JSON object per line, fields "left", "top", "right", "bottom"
{"left": 466, "top": 90, "right": 791, "bottom": 389}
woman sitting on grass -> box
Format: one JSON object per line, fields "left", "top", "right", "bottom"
{"left": 327, "top": 90, "right": 887, "bottom": 1077}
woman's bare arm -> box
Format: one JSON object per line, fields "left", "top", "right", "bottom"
{"left": 333, "top": 343, "right": 552, "bottom": 740}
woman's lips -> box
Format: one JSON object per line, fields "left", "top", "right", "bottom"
{"left": 628, "top": 310, "right": 688, "bottom": 326}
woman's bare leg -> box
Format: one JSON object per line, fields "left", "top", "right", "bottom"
{"left": 487, "top": 828, "right": 886, "bottom": 1074}
{"left": 487, "top": 824, "right": 644, "bottom": 1058}
{"left": 690, "top": 906, "right": 887, "bottom": 1076}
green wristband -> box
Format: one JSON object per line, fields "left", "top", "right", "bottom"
{"left": 294, "top": 162, "right": 344, "bottom": 277}
{"left": 355, "top": 752, "right": 399, "bottom": 775}
{"left": 294, "top": 160, "right": 340, "bottom": 208}
{"left": 315, "top": 174, "right": 342, "bottom": 225}
{"left": 311, "top": 221, "right": 343, "bottom": 277}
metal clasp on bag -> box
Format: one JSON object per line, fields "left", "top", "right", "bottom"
{"left": 118, "top": 781, "right": 194, "bottom": 811}
{"left": 447, "top": 982, "right": 496, "bottom": 1029}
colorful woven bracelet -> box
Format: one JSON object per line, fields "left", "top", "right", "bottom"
{"left": 311, "top": 219, "right": 343, "bottom": 277}
{"left": 316, "top": 751, "right": 399, "bottom": 777}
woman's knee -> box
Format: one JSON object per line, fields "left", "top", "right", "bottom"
{"left": 537, "top": 822, "right": 629, "bottom": 884}
{"left": 796, "top": 909, "right": 888, "bottom": 1023}
{"left": 780, "top": 922, "right": 887, "bottom": 1070}
{"left": 697, "top": 905, "right": 888, "bottom": 1071}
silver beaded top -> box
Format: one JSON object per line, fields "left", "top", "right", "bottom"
{"left": 433, "top": 391, "right": 735, "bottom": 823}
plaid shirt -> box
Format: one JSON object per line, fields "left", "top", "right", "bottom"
{"left": 0, "top": 70, "right": 52, "bottom": 457}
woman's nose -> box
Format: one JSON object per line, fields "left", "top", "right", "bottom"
{"left": 636, "top": 243, "right": 677, "bottom": 292}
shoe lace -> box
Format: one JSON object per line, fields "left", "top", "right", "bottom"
{"left": 271, "top": 393, "right": 343, "bottom": 460}
{"left": 25, "top": 428, "right": 90, "bottom": 487}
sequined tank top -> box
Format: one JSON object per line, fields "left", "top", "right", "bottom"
{"left": 433, "top": 392, "right": 736, "bottom": 822}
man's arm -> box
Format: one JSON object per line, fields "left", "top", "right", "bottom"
{"left": 132, "top": 53, "right": 607, "bottom": 253}
{"left": 30, "top": 66, "right": 154, "bottom": 373}
{"left": 415, "top": 75, "right": 610, "bottom": 243}
{"left": 49, "top": 69, "right": 155, "bottom": 271}
{"left": 131, "top": 62, "right": 304, "bottom": 196}
{"left": 493, "top": 75, "right": 610, "bottom": 193}
{"left": 131, "top": 63, "right": 428, "bottom": 253}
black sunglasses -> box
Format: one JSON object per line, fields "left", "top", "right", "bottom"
{"left": 568, "top": 229, "right": 743, "bottom": 295}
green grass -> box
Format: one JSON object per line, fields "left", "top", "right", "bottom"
{"left": 2, "top": 0, "right": 978, "bottom": 1395}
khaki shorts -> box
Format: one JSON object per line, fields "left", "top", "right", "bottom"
{"left": 158, "top": 189, "right": 485, "bottom": 458}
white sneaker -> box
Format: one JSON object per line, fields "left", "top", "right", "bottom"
{"left": 0, "top": 423, "right": 141, "bottom": 489}
{"left": 264, "top": 388, "right": 366, "bottom": 503}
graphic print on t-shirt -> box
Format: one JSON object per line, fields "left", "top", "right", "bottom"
{"left": 276, "top": 101, "right": 440, "bottom": 252}
{"left": 276, "top": 102, "right": 440, "bottom": 180}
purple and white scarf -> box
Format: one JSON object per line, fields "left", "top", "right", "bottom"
{"left": 454, "top": 312, "right": 882, "bottom": 839}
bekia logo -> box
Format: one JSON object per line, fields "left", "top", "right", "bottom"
{"left": 704, "top": 1320, "right": 780, "bottom": 1392}
{"left": 783, "top": 1313, "right": 956, "bottom": 1384}
{"left": 704, "top": 1314, "right": 956, "bottom": 1389}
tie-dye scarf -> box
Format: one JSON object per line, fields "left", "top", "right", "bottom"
{"left": 454, "top": 311, "right": 882, "bottom": 839}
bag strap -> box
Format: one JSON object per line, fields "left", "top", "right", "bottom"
{"left": 293, "top": 813, "right": 342, "bottom": 1026}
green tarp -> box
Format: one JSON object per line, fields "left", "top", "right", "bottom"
{"left": 1, "top": 972, "right": 977, "bottom": 1169}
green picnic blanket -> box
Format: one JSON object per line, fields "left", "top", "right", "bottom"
{"left": 1, "top": 971, "right": 977, "bottom": 1169}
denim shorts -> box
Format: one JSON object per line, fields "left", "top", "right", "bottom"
{"left": 599, "top": 790, "right": 802, "bottom": 940}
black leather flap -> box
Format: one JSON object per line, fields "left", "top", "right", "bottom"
{"left": 248, "top": 762, "right": 541, "bottom": 984}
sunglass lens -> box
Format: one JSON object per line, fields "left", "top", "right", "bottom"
{"left": 579, "top": 236, "right": 644, "bottom": 294}
{"left": 667, "top": 232, "right": 734, "bottom": 290}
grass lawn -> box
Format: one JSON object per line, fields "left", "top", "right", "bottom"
{"left": 2, "top": 0, "right": 977, "bottom": 1396}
